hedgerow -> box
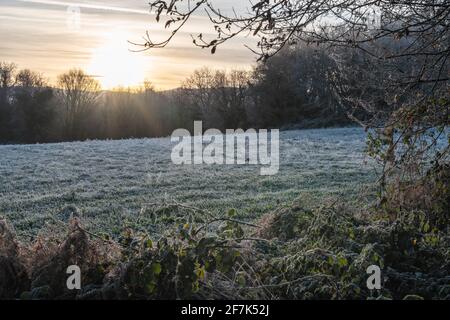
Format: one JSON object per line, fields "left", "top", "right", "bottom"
{"left": 0, "top": 192, "right": 448, "bottom": 300}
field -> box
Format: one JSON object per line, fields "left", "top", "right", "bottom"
{"left": 0, "top": 127, "right": 378, "bottom": 239}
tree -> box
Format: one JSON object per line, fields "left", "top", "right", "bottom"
{"left": 57, "top": 69, "right": 101, "bottom": 140}
{"left": 0, "top": 62, "right": 16, "bottom": 105}
{"left": 141, "top": 1, "right": 449, "bottom": 67}
{"left": 216, "top": 69, "right": 249, "bottom": 128}
{"left": 15, "top": 69, "right": 45, "bottom": 88}
{"left": 141, "top": 0, "right": 449, "bottom": 200}
{"left": 182, "top": 67, "right": 215, "bottom": 127}
{"left": 12, "top": 69, "right": 55, "bottom": 143}
{"left": 250, "top": 44, "right": 344, "bottom": 128}
{"left": 0, "top": 62, "right": 17, "bottom": 142}
{"left": 182, "top": 67, "right": 250, "bottom": 130}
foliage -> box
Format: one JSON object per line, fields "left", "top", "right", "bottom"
{"left": 0, "top": 194, "right": 448, "bottom": 300}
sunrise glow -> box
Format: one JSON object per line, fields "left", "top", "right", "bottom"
{"left": 87, "top": 32, "right": 148, "bottom": 89}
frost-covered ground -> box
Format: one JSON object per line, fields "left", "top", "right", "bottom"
{"left": 0, "top": 127, "right": 378, "bottom": 239}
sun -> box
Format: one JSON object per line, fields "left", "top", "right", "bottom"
{"left": 87, "top": 32, "right": 148, "bottom": 89}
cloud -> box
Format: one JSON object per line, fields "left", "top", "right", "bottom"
{"left": 16, "top": 0, "right": 151, "bottom": 15}
{"left": 2, "top": 0, "right": 256, "bottom": 89}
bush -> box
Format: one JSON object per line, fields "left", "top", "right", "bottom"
{"left": 0, "top": 199, "right": 448, "bottom": 300}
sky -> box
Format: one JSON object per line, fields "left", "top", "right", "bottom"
{"left": 0, "top": 0, "right": 257, "bottom": 89}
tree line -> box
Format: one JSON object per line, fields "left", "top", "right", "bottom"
{"left": 0, "top": 45, "right": 358, "bottom": 144}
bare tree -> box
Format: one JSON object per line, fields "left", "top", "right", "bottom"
{"left": 182, "top": 67, "right": 215, "bottom": 117}
{"left": 0, "top": 62, "right": 17, "bottom": 141}
{"left": 219, "top": 69, "right": 250, "bottom": 127}
{"left": 140, "top": 1, "right": 449, "bottom": 67}
{"left": 15, "top": 69, "right": 45, "bottom": 89}
{"left": 140, "top": 0, "right": 449, "bottom": 199}
{"left": 0, "top": 62, "right": 17, "bottom": 106}
{"left": 13, "top": 69, "right": 55, "bottom": 142}
{"left": 57, "top": 69, "right": 101, "bottom": 140}
{"left": 182, "top": 67, "right": 250, "bottom": 129}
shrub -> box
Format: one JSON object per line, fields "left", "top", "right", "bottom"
{"left": 0, "top": 199, "right": 448, "bottom": 300}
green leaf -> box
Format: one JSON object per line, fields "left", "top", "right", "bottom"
{"left": 146, "top": 282, "right": 156, "bottom": 294}
{"left": 227, "top": 208, "right": 237, "bottom": 217}
{"left": 338, "top": 256, "right": 348, "bottom": 267}
{"left": 195, "top": 264, "right": 206, "bottom": 280}
{"left": 236, "top": 273, "right": 246, "bottom": 286}
{"left": 152, "top": 262, "right": 162, "bottom": 275}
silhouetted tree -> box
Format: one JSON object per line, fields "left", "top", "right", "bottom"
{"left": 0, "top": 62, "right": 17, "bottom": 142}
{"left": 57, "top": 69, "right": 101, "bottom": 140}
{"left": 12, "top": 70, "right": 55, "bottom": 142}
{"left": 182, "top": 68, "right": 251, "bottom": 130}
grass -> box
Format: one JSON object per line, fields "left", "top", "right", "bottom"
{"left": 0, "top": 127, "right": 378, "bottom": 240}
{"left": 1, "top": 127, "right": 448, "bottom": 300}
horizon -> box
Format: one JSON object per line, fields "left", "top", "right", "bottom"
{"left": 0, "top": 0, "right": 256, "bottom": 90}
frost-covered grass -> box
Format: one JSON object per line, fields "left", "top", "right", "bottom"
{"left": 0, "top": 127, "right": 378, "bottom": 239}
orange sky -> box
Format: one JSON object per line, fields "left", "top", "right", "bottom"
{"left": 0, "top": 0, "right": 257, "bottom": 90}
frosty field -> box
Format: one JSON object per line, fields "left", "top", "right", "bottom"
{"left": 0, "top": 127, "right": 377, "bottom": 239}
